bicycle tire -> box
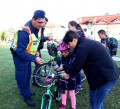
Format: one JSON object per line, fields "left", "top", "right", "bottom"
{"left": 34, "top": 63, "right": 50, "bottom": 87}
{"left": 34, "top": 63, "right": 56, "bottom": 87}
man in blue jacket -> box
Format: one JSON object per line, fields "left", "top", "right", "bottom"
{"left": 57, "top": 30, "right": 120, "bottom": 109}
{"left": 11, "top": 10, "right": 45, "bottom": 106}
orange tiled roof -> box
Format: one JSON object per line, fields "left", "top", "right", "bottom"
{"left": 76, "top": 14, "right": 120, "bottom": 25}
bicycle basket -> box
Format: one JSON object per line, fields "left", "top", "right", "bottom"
{"left": 47, "top": 42, "right": 58, "bottom": 57}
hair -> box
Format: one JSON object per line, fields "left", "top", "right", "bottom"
{"left": 98, "top": 29, "right": 106, "bottom": 35}
{"left": 63, "top": 30, "right": 78, "bottom": 44}
{"left": 33, "top": 16, "right": 47, "bottom": 21}
{"left": 33, "top": 17, "right": 38, "bottom": 20}
{"left": 69, "top": 21, "right": 84, "bottom": 32}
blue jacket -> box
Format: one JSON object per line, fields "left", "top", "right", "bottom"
{"left": 16, "top": 20, "right": 39, "bottom": 61}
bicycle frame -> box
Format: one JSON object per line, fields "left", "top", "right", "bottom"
{"left": 40, "top": 84, "right": 54, "bottom": 109}
{"left": 47, "top": 57, "right": 56, "bottom": 75}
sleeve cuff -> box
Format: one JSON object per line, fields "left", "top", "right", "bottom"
{"left": 32, "top": 55, "right": 36, "bottom": 62}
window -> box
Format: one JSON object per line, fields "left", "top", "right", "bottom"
{"left": 87, "top": 22, "right": 93, "bottom": 26}
{"left": 99, "top": 20, "right": 105, "bottom": 23}
{"left": 114, "top": 19, "right": 120, "bottom": 23}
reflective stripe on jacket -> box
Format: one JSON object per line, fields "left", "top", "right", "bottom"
{"left": 11, "top": 26, "right": 41, "bottom": 55}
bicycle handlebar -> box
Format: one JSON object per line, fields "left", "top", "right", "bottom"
{"left": 45, "top": 71, "right": 69, "bottom": 84}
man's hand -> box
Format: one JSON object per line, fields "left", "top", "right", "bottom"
{"left": 35, "top": 52, "right": 39, "bottom": 57}
{"left": 54, "top": 39, "right": 61, "bottom": 43}
{"left": 35, "top": 57, "right": 44, "bottom": 64}
{"left": 56, "top": 64, "right": 64, "bottom": 71}
{"left": 48, "top": 36, "right": 53, "bottom": 41}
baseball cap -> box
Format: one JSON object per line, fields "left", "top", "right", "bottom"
{"left": 33, "top": 10, "right": 45, "bottom": 18}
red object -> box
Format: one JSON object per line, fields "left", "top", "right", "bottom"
{"left": 76, "top": 14, "right": 120, "bottom": 25}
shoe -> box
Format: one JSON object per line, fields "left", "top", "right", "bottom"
{"left": 59, "top": 104, "right": 66, "bottom": 109}
{"left": 31, "top": 92, "right": 35, "bottom": 96}
{"left": 24, "top": 97, "right": 35, "bottom": 106}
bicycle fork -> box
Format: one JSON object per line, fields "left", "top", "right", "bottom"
{"left": 41, "top": 91, "right": 53, "bottom": 109}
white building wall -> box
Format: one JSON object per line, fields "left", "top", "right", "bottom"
{"left": 82, "top": 24, "right": 120, "bottom": 41}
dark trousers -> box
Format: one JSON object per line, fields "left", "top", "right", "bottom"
{"left": 13, "top": 56, "right": 32, "bottom": 99}
{"left": 89, "top": 79, "right": 117, "bottom": 109}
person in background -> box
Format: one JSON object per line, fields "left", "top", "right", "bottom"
{"left": 10, "top": 10, "right": 45, "bottom": 106}
{"left": 68, "top": 20, "right": 87, "bottom": 38}
{"left": 32, "top": 17, "right": 53, "bottom": 86}
{"left": 68, "top": 20, "right": 86, "bottom": 93}
{"left": 98, "top": 29, "right": 118, "bottom": 57}
{"left": 57, "top": 30, "right": 119, "bottom": 109}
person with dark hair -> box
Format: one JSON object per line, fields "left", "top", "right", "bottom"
{"left": 98, "top": 29, "right": 118, "bottom": 56}
{"left": 68, "top": 20, "right": 87, "bottom": 38}
{"left": 10, "top": 10, "right": 45, "bottom": 106}
{"left": 98, "top": 29, "right": 109, "bottom": 48}
{"left": 32, "top": 17, "right": 53, "bottom": 86}
{"left": 68, "top": 21, "right": 86, "bottom": 92}
{"left": 57, "top": 30, "right": 120, "bottom": 109}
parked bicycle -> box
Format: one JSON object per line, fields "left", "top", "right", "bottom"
{"left": 33, "top": 42, "right": 60, "bottom": 87}
{"left": 40, "top": 72, "right": 68, "bottom": 109}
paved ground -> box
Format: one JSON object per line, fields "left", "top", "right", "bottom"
{"left": 112, "top": 56, "right": 120, "bottom": 61}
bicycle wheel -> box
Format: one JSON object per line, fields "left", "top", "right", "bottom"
{"left": 81, "top": 70, "right": 87, "bottom": 82}
{"left": 34, "top": 63, "right": 56, "bottom": 87}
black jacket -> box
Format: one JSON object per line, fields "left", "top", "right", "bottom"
{"left": 63, "top": 37, "right": 120, "bottom": 90}
{"left": 37, "top": 28, "right": 48, "bottom": 50}
{"left": 57, "top": 54, "right": 78, "bottom": 90}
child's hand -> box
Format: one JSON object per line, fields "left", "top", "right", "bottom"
{"left": 62, "top": 73, "right": 69, "bottom": 79}
{"left": 54, "top": 65, "right": 59, "bottom": 71}
{"left": 56, "top": 64, "right": 64, "bottom": 72}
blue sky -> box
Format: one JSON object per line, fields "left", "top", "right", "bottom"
{"left": 0, "top": 0, "right": 120, "bottom": 30}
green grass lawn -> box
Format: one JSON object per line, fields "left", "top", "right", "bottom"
{"left": 0, "top": 44, "right": 120, "bottom": 109}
